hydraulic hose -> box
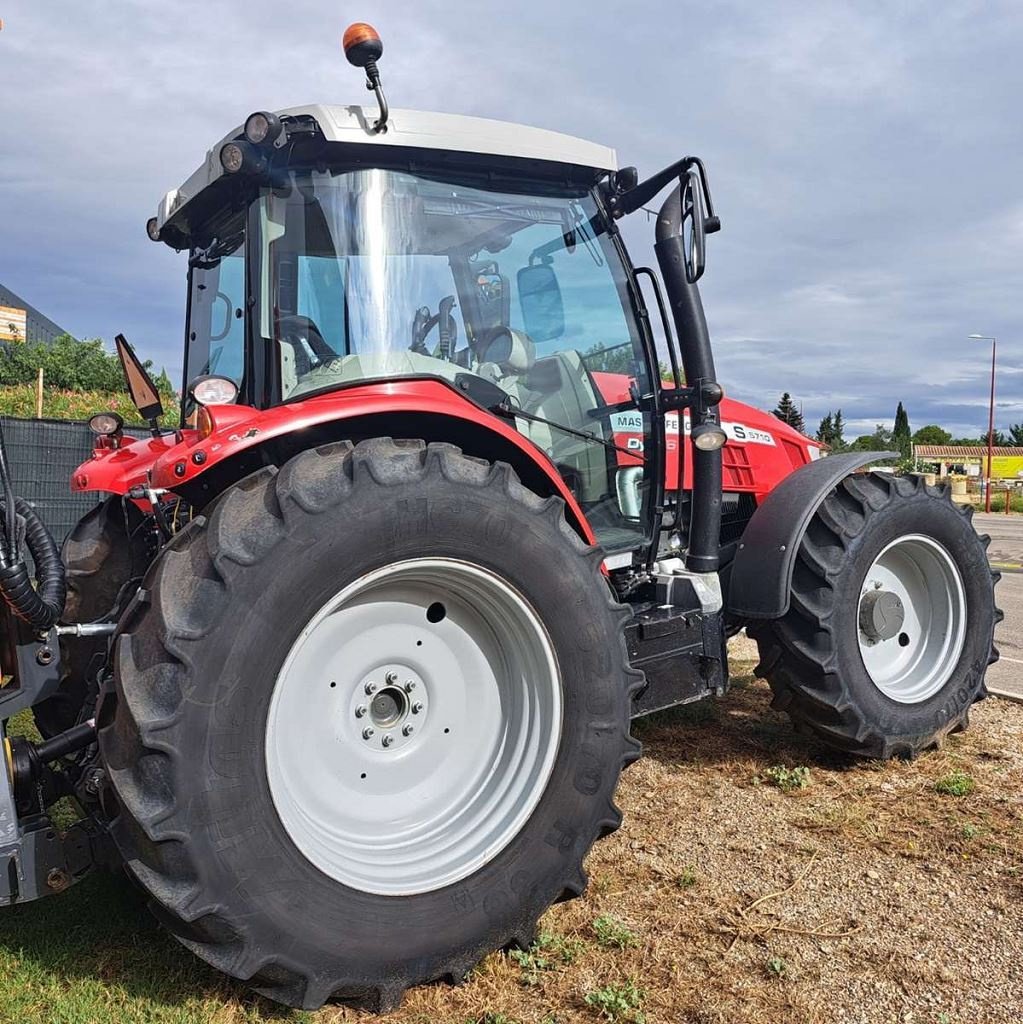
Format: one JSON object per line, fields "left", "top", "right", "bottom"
{"left": 0, "top": 496, "right": 67, "bottom": 632}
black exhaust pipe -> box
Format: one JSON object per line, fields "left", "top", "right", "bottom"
{"left": 654, "top": 184, "right": 723, "bottom": 573}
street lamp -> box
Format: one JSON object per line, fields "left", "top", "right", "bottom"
{"left": 968, "top": 334, "right": 997, "bottom": 513}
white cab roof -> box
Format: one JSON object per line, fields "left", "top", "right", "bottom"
{"left": 155, "top": 105, "right": 618, "bottom": 234}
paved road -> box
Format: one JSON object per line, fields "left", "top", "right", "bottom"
{"left": 973, "top": 512, "right": 1023, "bottom": 699}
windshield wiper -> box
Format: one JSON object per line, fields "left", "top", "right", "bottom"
{"left": 491, "top": 401, "right": 643, "bottom": 462}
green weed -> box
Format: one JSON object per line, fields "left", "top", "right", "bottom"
{"left": 592, "top": 915, "right": 639, "bottom": 950}
{"left": 935, "top": 771, "right": 975, "bottom": 797}
{"left": 584, "top": 980, "right": 645, "bottom": 1022}
{"left": 765, "top": 765, "right": 812, "bottom": 791}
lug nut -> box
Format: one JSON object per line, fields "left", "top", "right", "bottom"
{"left": 355, "top": 705, "right": 367, "bottom": 718}
{"left": 362, "top": 727, "right": 375, "bottom": 740}
{"left": 402, "top": 724, "right": 414, "bottom": 737}
{"left": 364, "top": 681, "right": 377, "bottom": 695}
{"left": 411, "top": 701, "right": 424, "bottom": 714}
{"left": 385, "top": 670, "right": 398, "bottom": 685}
{"left": 382, "top": 734, "right": 394, "bottom": 748}
{"left": 404, "top": 680, "right": 416, "bottom": 692}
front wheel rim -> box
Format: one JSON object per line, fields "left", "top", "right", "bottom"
{"left": 265, "top": 557, "right": 563, "bottom": 896}
{"left": 856, "top": 534, "right": 967, "bottom": 704}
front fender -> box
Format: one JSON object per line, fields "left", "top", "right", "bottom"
{"left": 148, "top": 378, "right": 597, "bottom": 544}
{"left": 727, "top": 451, "right": 898, "bottom": 620}
{"left": 71, "top": 432, "right": 183, "bottom": 495}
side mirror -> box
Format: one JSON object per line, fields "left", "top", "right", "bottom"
{"left": 517, "top": 263, "right": 564, "bottom": 341}
{"left": 682, "top": 167, "right": 706, "bottom": 284}
{"left": 114, "top": 333, "right": 164, "bottom": 427}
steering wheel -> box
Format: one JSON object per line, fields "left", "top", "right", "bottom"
{"left": 409, "top": 296, "right": 458, "bottom": 361}
{"left": 278, "top": 315, "right": 336, "bottom": 374}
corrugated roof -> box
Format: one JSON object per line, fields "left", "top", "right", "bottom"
{"left": 914, "top": 445, "right": 1023, "bottom": 458}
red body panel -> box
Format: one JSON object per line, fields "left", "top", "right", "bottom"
{"left": 590, "top": 372, "right": 823, "bottom": 501}
{"left": 72, "top": 379, "right": 598, "bottom": 544}
{"left": 71, "top": 432, "right": 182, "bottom": 496}
{"left": 72, "top": 377, "right": 821, "bottom": 535}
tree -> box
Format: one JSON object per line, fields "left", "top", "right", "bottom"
{"left": 849, "top": 424, "right": 894, "bottom": 452}
{"left": 892, "top": 401, "right": 912, "bottom": 460}
{"left": 912, "top": 424, "right": 952, "bottom": 447}
{"left": 771, "top": 392, "right": 805, "bottom": 434}
{"left": 815, "top": 408, "right": 847, "bottom": 451}
{"left": 1009, "top": 423, "right": 1023, "bottom": 447}
{"left": 815, "top": 412, "right": 833, "bottom": 445}
{"left": 832, "top": 409, "right": 846, "bottom": 451}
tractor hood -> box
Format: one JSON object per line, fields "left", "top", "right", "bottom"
{"left": 152, "top": 105, "right": 617, "bottom": 247}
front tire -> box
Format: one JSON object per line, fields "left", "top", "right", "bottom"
{"left": 99, "top": 439, "right": 641, "bottom": 1010}
{"left": 750, "top": 473, "right": 999, "bottom": 759}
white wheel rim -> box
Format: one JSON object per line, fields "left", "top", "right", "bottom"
{"left": 265, "top": 558, "right": 562, "bottom": 896}
{"left": 856, "top": 534, "right": 967, "bottom": 704}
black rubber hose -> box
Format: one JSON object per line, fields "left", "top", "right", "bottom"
{"left": 0, "top": 496, "right": 67, "bottom": 632}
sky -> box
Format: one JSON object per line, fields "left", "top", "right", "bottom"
{"left": 1, "top": 1, "right": 1020, "bottom": 440}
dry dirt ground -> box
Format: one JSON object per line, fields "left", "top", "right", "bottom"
{"left": 2, "top": 639, "right": 1020, "bottom": 1024}
{"left": 349, "top": 638, "right": 1023, "bottom": 1024}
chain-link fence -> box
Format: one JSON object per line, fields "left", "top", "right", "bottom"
{"left": 0, "top": 416, "right": 147, "bottom": 544}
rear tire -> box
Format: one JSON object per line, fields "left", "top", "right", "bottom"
{"left": 34, "top": 496, "right": 147, "bottom": 738}
{"left": 749, "top": 473, "right": 1000, "bottom": 759}
{"left": 99, "top": 439, "right": 641, "bottom": 1010}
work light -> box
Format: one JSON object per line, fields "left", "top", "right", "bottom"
{"left": 88, "top": 412, "right": 124, "bottom": 437}
{"left": 244, "top": 111, "right": 283, "bottom": 146}
{"left": 190, "top": 375, "right": 238, "bottom": 407}
{"left": 219, "top": 141, "right": 265, "bottom": 176}
{"left": 146, "top": 217, "right": 161, "bottom": 242}
{"left": 691, "top": 422, "right": 727, "bottom": 451}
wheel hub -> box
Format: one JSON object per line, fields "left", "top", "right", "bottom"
{"left": 352, "top": 667, "right": 427, "bottom": 751}
{"left": 858, "top": 587, "right": 906, "bottom": 643}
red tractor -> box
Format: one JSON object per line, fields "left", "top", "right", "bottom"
{"left": 0, "top": 24, "right": 999, "bottom": 1011}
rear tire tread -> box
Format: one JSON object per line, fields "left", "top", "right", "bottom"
{"left": 749, "top": 473, "right": 1000, "bottom": 758}
{"left": 101, "top": 439, "right": 641, "bottom": 1010}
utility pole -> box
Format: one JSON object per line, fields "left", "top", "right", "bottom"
{"left": 969, "top": 335, "right": 997, "bottom": 513}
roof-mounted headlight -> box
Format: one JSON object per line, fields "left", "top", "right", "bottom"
{"left": 146, "top": 217, "right": 161, "bottom": 242}
{"left": 219, "top": 140, "right": 266, "bottom": 176}
{"left": 244, "top": 110, "right": 284, "bottom": 146}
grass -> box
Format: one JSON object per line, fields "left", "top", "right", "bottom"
{"left": 583, "top": 981, "right": 645, "bottom": 1023}
{"left": 591, "top": 916, "right": 640, "bottom": 951}
{"left": 763, "top": 764, "right": 812, "bottom": 791}
{"left": 935, "top": 769, "right": 976, "bottom": 797}
{"left": 508, "top": 932, "right": 585, "bottom": 986}
{"left": 1, "top": 654, "right": 1021, "bottom": 1023}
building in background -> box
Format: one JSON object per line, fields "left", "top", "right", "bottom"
{"left": 914, "top": 444, "right": 1023, "bottom": 481}
{"left": 0, "top": 282, "right": 76, "bottom": 344}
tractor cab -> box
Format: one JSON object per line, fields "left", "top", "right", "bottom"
{"left": 155, "top": 103, "right": 659, "bottom": 554}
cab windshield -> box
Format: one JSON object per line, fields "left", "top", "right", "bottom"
{"left": 192, "top": 167, "right": 655, "bottom": 551}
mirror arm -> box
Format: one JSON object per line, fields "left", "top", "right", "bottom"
{"left": 609, "top": 155, "right": 720, "bottom": 227}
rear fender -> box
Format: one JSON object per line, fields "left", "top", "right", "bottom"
{"left": 149, "top": 380, "right": 597, "bottom": 544}
{"left": 727, "top": 451, "right": 898, "bottom": 620}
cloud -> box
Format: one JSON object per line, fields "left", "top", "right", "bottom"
{"left": 0, "top": 0, "right": 1020, "bottom": 438}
